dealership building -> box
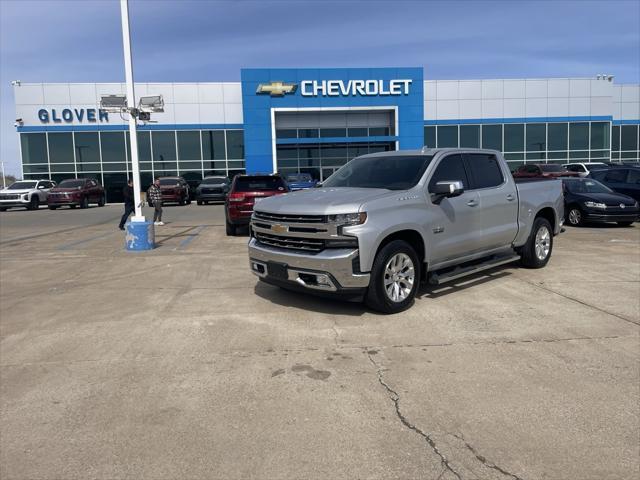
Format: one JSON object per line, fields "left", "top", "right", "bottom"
{"left": 12, "top": 67, "right": 640, "bottom": 202}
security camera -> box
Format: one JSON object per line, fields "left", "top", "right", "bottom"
{"left": 14, "top": 118, "right": 23, "bottom": 127}
{"left": 11, "top": 80, "right": 21, "bottom": 86}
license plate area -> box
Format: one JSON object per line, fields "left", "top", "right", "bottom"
{"left": 267, "top": 261, "right": 288, "bottom": 280}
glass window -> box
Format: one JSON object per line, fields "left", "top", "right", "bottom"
{"left": 178, "top": 161, "right": 202, "bottom": 170}
{"left": 136, "top": 131, "right": 152, "bottom": 162}
{"left": 369, "top": 127, "right": 390, "bottom": 136}
{"left": 101, "top": 132, "right": 127, "bottom": 163}
{"left": 526, "top": 123, "right": 546, "bottom": 152}
{"left": 22, "top": 164, "right": 50, "bottom": 174}
{"left": 460, "top": 125, "right": 480, "bottom": 148}
{"left": 50, "top": 163, "right": 75, "bottom": 173}
{"left": 621, "top": 125, "right": 639, "bottom": 151}
{"left": 437, "top": 126, "right": 458, "bottom": 147}
{"left": 428, "top": 154, "right": 469, "bottom": 191}
{"left": 323, "top": 146, "right": 348, "bottom": 159}
{"left": 226, "top": 130, "right": 244, "bottom": 159}
{"left": 548, "top": 123, "right": 568, "bottom": 151}
{"left": 276, "top": 129, "right": 297, "bottom": 139}
{"left": 627, "top": 169, "right": 640, "bottom": 184}
{"left": 76, "top": 163, "right": 102, "bottom": 172}
{"left": 481, "top": 124, "right": 502, "bottom": 150}
{"left": 320, "top": 128, "right": 347, "bottom": 138}
{"left": 103, "top": 172, "right": 128, "bottom": 203}
{"left": 20, "top": 133, "right": 48, "bottom": 164}
{"left": 48, "top": 132, "right": 74, "bottom": 164}
{"left": 569, "top": 122, "right": 589, "bottom": 150}
{"left": 424, "top": 126, "right": 436, "bottom": 148}
{"left": 590, "top": 122, "right": 610, "bottom": 150}
{"left": 151, "top": 131, "right": 177, "bottom": 162}
{"left": 276, "top": 146, "right": 297, "bottom": 160}
{"left": 605, "top": 169, "right": 627, "bottom": 183}
{"left": 504, "top": 124, "right": 524, "bottom": 152}
{"left": 347, "top": 127, "right": 368, "bottom": 137}
{"left": 73, "top": 132, "right": 100, "bottom": 164}
{"left": 202, "top": 130, "right": 225, "bottom": 160}
{"left": 612, "top": 126, "right": 620, "bottom": 151}
{"left": 466, "top": 153, "right": 504, "bottom": 189}
{"left": 298, "top": 128, "right": 319, "bottom": 138}
{"left": 177, "top": 131, "right": 201, "bottom": 160}
{"left": 102, "top": 163, "right": 127, "bottom": 172}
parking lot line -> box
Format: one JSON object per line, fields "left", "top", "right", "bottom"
{"left": 176, "top": 225, "right": 206, "bottom": 250}
{"left": 57, "top": 231, "right": 118, "bottom": 251}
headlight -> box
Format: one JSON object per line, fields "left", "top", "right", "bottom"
{"left": 327, "top": 212, "right": 367, "bottom": 226}
{"left": 584, "top": 201, "right": 606, "bottom": 209}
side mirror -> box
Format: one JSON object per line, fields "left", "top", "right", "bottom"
{"left": 431, "top": 181, "right": 464, "bottom": 203}
{"left": 38, "top": 185, "right": 46, "bottom": 189}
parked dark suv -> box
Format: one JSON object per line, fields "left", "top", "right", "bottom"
{"left": 47, "top": 178, "right": 105, "bottom": 209}
{"left": 196, "top": 176, "right": 230, "bottom": 204}
{"left": 225, "top": 174, "right": 288, "bottom": 235}
{"left": 158, "top": 177, "right": 191, "bottom": 205}
{"left": 589, "top": 167, "right": 640, "bottom": 202}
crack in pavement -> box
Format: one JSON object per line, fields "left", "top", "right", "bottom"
{"left": 365, "top": 350, "right": 463, "bottom": 480}
{"left": 450, "top": 433, "right": 525, "bottom": 480}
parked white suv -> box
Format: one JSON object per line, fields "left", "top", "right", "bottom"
{"left": 562, "top": 162, "right": 608, "bottom": 177}
{"left": 0, "top": 179, "right": 56, "bottom": 211}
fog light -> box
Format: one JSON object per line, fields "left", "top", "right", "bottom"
{"left": 316, "top": 274, "right": 330, "bottom": 285}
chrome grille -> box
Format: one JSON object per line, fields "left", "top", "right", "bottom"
{"left": 0, "top": 194, "right": 19, "bottom": 200}
{"left": 254, "top": 211, "right": 326, "bottom": 224}
{"left": 254, "top": 232, "right": 324, "bottom": 253}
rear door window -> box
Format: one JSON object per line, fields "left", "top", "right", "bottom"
{"left": 234, "top": 176, "right": 287, "bottom": 192}
{"left": 428, "top": 154, "right": 469, "bottom": 192}
{"left": 465, "top": 154, "right": 504, "bottom": 189}
{"left": 626, "top": 169, "right": 640, "bottom": 184}
{"left": 605, "top": 170, "right": 627, "bottom": 183}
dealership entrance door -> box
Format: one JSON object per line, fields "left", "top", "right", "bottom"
{"left": 274, "top": 109, "right": 398, "bottom": 182}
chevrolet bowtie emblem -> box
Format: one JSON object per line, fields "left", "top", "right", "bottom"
{"left": 256, "top": 81, "right": 297, "bottom": 97}
{"left": 271, "top": 224, "right": 289, "bottom": 233}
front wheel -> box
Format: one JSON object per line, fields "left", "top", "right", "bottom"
{"left": 80, "top": 196, "right": 89, "bottom": 209}
{"left": 27, "top": 196, "right": 39, "bottom": 210}
{"left": 179, "top": 196, "right": 186, "bottom": 206}
{"left": 520, "top": 217, "right": 553, "bottom": 269}
{"left": 98, "top": 195, "right": 105, "bottom": 207}
{"left": 0, "top": 207, "right": 7, "bottom": 212}
{"left": 567, "top": 206, "right": 583, "bottom": 227}
{"left": 617, "top": 221, "right": 634, "bottom": 227}
{"left": 365, "top": 240, "right": 420, "bottom": 314}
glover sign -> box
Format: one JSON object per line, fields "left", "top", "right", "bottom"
{"left": 300, "top": 79, "right": 412, "bottom": 97}
{"left": 38, "top": 108, "right": 109, "bottom": 123}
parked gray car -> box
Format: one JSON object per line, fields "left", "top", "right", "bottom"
{"left": 248, "top": 148, "right": 564, "bottom": 313}
{"left": 0, "top": 179, "right": 56, "bottom": 211}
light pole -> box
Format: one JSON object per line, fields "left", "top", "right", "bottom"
{"left": 120, "top": 0, "right": 144, "bottom": 222}
{"left": 1, "top": 161, "right": 5, "bottom": 188}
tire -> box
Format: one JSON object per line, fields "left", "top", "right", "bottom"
{"left": 365, "top": 240, "right": 420, "bottom": 314}
{"left": 179, "top": 196, "right": 186, "bottom": 206}
{"left": 226, "top": 219, "right": 237, "bottom": 236}
{"left": 98, "top": 195, "right": 105, "bottom": 207}
{"left": 520, "top": 217, "right": 553, "bottom": 269}
{"left": 186, "top": 196, "right": 191, "bottom": 205}
{"left": 70, "top": 205, "right": 76, "bottom": 209}
{"left": 0, "top": 207, "right": 7, "bottom": 212}
{"left": 48, "top": 205, "right": 58, "bottom": 210}
{"left": 80, "top": 196, "right": 89, "bottom": 209}
{"left": 197, "top": 200, "right": 203, "bottom": 206}
{"left": 27, "top": 196, "right": 39, "bottom": 211}
{"left": 617, "top": 221, "right": 634, "bottom": 227}
{"left": 566, "top": 206, "right": 583, "bottom": 227}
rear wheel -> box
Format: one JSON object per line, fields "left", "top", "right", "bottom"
{"left": 365, "top": 240, "right": 420, "bottom": 314}
{"left": 80, "top": 196, "right": 89, "bottom": 209}
{"left": 27, "top": 196, "right": 39, "bottom": 210}
{"left": 617, "top": 221, "right": 634, "bottom": 227}
{"left": 197, "top": 200, "right": 203, "bottom": 206}
{"left": 226, "top": 219, "right": 237, "bottom": 236}
{"left": 0, "top": 207, "right": 7, "bottom": 212}
{"left": 48, "top": 205, "right": 58, "bottom": 210}
{"left": 520, "top": 217, "right": 553, "bottom": 268}
{"left": 179, "top": 196, "right": 186, "bottom": 206}
{"left": 70, "top": 205, "right": 76, "bottom": 209}
{"left": 567, "top": 206, "right": 583, "bottom": 227}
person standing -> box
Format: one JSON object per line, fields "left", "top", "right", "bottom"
{"left": 147, "top": 177, "right": 164, "bottom": 226}
{"left": 118, "top": 179, "right": 135, "bottom": 230}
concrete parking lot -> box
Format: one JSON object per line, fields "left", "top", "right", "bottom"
{"left": 1, "top": 204, "right": 639, "bottom": 480}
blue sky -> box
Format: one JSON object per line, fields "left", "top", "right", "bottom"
{"left": 1, "top": 0, "right": 639, "bottom": 177}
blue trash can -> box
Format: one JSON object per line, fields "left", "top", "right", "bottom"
{"left": 125, "top": 221, "right": 155, "bottom": 251}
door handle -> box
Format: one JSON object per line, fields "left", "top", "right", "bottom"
{"left": 466, "top": 200, "right": 478, "bottom": 207}
{"left": 506, "top": 194, "right": 515, "bottom": 201}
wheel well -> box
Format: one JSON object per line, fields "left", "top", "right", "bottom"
{"left": 536, "top": 207, "right": 556, "bottom": 229}
{"left": 376, "top": 230, "right": 425, "bottom": 264}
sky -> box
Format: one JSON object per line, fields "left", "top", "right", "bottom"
{"left": 1, "top": 0, "right": 639, "bottom": 177}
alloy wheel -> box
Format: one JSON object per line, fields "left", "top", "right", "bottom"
{"left": 383, "top": 253, "right": 415, "bottom": 303}
{"left": 534, "top": 225, "right": 551, "bottom": 261}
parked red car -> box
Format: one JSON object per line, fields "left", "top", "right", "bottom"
{"left": 513, "top": 164, "right": 579, "bottom": 179}
{"left": 158, "top": 176, "right": 191, "bottom": 205}
{"left": 47, "top": 178, "right": 105, "bottom": 209}
{"left": 225, "top": 174, "right": 289, "bottom": 235}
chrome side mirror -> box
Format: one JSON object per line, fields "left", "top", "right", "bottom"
{"left": 431, "top": 180, "right": 464, "bottom": 204}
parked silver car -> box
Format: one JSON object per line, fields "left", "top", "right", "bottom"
{"left": 248, "top": 148, "right": 564, "bottom": 313}
{"left": 0, "top": 179, "right": 56, "bottom": 211}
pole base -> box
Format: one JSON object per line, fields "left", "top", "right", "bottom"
{"left": 131, "top": 215, "right": 146, "bottom": 223}
{"left": 125, "top": 221, "right": 155, "bottom": 251}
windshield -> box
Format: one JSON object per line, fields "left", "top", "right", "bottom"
{"left": 540, "top": 164, "right": 565, "bottom": 172}
{"left": 7, "top": 181, "right": 37, "bottom": 190}
{"left": 323, "top": 155, "right": 434, "bottom": 190}
{"left": 58, "top": 179, "right": 85, "bottom": 188}
{"left": 286, "top": 173, "right": 312, "bottom": 182}
{"left": 234, "top": 176, "right": 287, "bottom": 192}
{"left": 202, "top": 177, "right": 228, "bottom": 185}
{"left": 564, "top": 179, "right": 613, "bottom": 194}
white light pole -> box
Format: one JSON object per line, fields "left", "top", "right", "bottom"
{"left": 1, "top": 161, "right": 5, "bottom": 188}
{"left": 120, "top": 0, "right": 144, "bottom": 221}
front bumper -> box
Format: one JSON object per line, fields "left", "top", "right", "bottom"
{"left": 0, "top": 198, "right": 29, "bottom": 207}
{"left": 248, "top": 237, "right": 370, "bottom": 293}
{"left": 48, "top": 197, "right": 80, "bottom": 206}
{"left": 583, "top": 211, "right": 639, "bottom": 223}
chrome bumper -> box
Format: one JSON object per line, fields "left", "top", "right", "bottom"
{"left": 248, "top": 237, "right": 370, "bottom": 291}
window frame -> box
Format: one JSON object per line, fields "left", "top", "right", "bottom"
{"left": 462, "top": 153, "right": 506, "bottom": 190}
{"left": 426, "top": 153, "right": 471, "bottom": 194}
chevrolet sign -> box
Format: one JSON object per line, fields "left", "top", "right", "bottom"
{"left": 256, "top": 82, "right": 298, "bottom": 97}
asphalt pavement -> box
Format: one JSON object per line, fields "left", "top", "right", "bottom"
{"left": 1, "top": 204, "right": 638, "bottom": 480}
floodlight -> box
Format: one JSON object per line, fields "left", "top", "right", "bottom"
{"left": 100, "top": 94, "right": 128, "bottom": 112}
{"left": 139, "top": 95, "right": 164, "bottom": 113}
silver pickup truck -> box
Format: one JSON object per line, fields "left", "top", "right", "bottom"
{"left": 248, "top": 148, "right": 563, "bottom": 313}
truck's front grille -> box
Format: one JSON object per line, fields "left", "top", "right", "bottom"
{"left": 0, "top": 194, "right": 20, "bottom": 200}
{"left": 255, "top": 232, "right": 325, "bottom": 253}
{"left": 254, "top": 211, "right": 326, "bottom": 224}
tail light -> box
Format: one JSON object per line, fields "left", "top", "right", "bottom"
{"left": 228, "top": 193, "right": 245, "bottom": 202}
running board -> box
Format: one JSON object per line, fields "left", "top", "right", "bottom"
{"left": 428, "top": 254, "right": 521, "bottom": 285}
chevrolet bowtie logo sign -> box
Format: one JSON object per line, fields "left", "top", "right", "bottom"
{"left": 256, "top": 81, "right": 297, "bottom": 97}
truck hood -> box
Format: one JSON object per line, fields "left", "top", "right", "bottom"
{"left": 254, "top": 187, "right": 393, "bottom": 215}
